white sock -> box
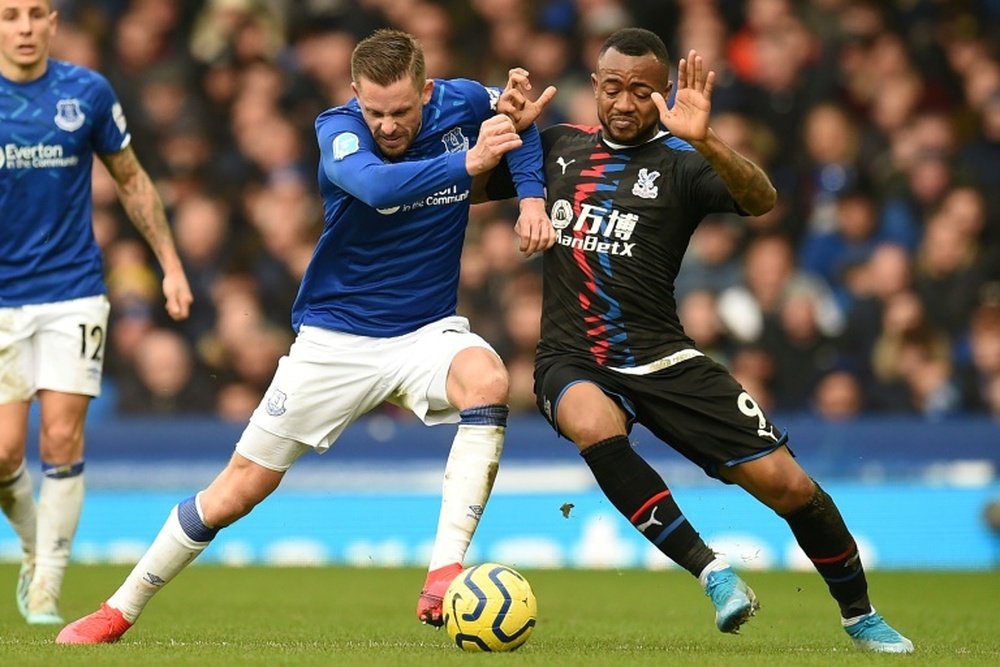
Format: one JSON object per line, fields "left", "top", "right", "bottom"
{"left": 842, "top": 606, "right": 876, "bottom": 626}
{"left": 107, "top": 501, "right": 213, "bottom": 622}
{"left": 697, "top": 557, "right": 732, "bottom": 589}
{"left": 33, "top": 464, "right": 84, "bottom": 598}
{"left": 427, "top": 423, "right": 503, "bottom": 571}
{"left": 0, "top": 461, "right": 37, "bottom": 563}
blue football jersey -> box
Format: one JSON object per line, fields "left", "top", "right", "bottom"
{"left": 0, "top": 60, "right": 130, "bottom": 307}
{"left": 299, "top": 78, "right": 544, "bottom": 337}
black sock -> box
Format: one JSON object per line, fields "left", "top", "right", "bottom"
{"left": 781, "top": 483, "right": 871, "bottom": 618}
{"left": 580, "top": 436, "right": 715, "bottom": 577}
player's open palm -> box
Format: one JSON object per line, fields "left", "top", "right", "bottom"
{"left": 653, "top": 49, "right": 713, "bottom": 143}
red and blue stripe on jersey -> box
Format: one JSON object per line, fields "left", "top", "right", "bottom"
{"left": 568, "top": 139, "right": 635, "bottom": 366}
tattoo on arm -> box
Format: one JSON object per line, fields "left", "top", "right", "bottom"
{"left": 696, "top": 133, "right": 777, "bottom": 216}
{"left": 712, "top": 151, "right": 776, "bottom": 216}
{"left": 99, "top": 147, "right": 180, "bottom": 267}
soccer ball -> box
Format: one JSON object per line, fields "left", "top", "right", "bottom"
{"left": 443, "top": 562, "right": 537, "bottom": 652}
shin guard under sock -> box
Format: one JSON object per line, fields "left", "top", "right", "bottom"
{"left": 781, "top": 483, "right": 871, "bottom": 618}
{"left": 581, "top": 436, "right": 715, "bottom": 576}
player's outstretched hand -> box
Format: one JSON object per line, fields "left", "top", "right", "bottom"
{"left": 162, "top": 269, "right": 193, "bottom": 320}
{"left": 466, "top": 114, "right": 522, "bottom": 176}
{"left": 498, "top": 68, "right": 557, "bottom": 133}
{"left": 514, "top": 197, "right": 556, "bottom": 257}
{"left": 652, "top": 49, "right": 713, "bottom": 144}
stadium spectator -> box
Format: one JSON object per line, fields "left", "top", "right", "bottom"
{"left": 959, "top": 302, "right": 1000, "bottom": 413}
{"left": 116, "top": 328, "right": 214, "bottom": 415}
{"left": 0, "top": 0, "right": 192, "bottom": 626}
{"left": 913, "top": 208, "right": 991, "bottom": 340}
{"left": 812, "top": 369, "right": 865, "bottom": 422}
{"left": 717, "top": 234, "right": 844, "bottom": 345}
{"left": 57, "top": 28, "right": 554, "bottom": 643}
{"left": 763, "top": 284, "right": 843, "bottom": 411}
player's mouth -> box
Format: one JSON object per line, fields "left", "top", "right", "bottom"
{"left": 378, "top": 135, "right": 405, "bottom": 150}
{"left": 609, "top": 116, "right": 636, "bottom": 130}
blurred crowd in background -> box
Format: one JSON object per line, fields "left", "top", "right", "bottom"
{"left": 47, "top": 0, "right": 1000, "bottom": 422}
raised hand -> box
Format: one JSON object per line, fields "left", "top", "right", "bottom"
{"left": 497, "top": 68, "right": 557, "bottom": 133}
{"left": 652, "top": 49, "right": 714, "bottom": 144}
{"left": 466, "top": 114, "right": 523, "bottom": 176}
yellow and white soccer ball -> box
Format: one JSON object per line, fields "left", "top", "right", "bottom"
{"left": 443, "top": 562, "right": 537, "bottom": 652}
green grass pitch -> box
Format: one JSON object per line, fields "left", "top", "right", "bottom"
{"left": 1, "top": 564, "right": 997, "bottom": 666}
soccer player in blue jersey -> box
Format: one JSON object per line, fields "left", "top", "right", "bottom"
{"left": 0, "top": 0, "right": 192, "bottom": 625}
{"left": 57, "top": 28, "right": 555, "bottom": 643}
{"left": 491, "top": 28, "right": 913, "bottom": 653}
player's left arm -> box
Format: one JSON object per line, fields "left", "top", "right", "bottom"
{"left": 470, "top": 78, "right": 555, "bottom": 257}
{"left": 100, "top": 146, "right": 192, "bottom": 321}
{"left": 653, "top": 50, "right": 777, "bottom": 216}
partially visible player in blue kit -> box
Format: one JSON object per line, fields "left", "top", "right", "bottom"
{"left": 0, "top": 0, "right": 192, "bottom": 625}
{"left": 57, "top": 28, "right": 555, "bottom": 643}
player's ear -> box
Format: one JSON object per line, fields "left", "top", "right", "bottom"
{"left": 591, "top": 72, "right": 599, "bottom": 98}
{"left": 350, "top": 81, "right": 359, "bottom": 99}
{"left": 421, "top": 79, "right": 434, "bottom": 104}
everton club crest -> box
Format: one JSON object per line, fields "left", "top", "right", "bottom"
{"left": 441, "top": 127, "right": 469, "bottom": 153}
{"left": 54, "top": 99, "right": 85, "bottom": 132}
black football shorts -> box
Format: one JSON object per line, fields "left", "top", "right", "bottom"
{"left": 534, "top": 352, "right": 789, "bottom": 480}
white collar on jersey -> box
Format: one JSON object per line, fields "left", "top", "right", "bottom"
{"left": 601, "top": 129, "right": 670, "bottom": 151}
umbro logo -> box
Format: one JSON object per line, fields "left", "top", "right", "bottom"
{"left": 143, "top": 572, "right": 166, "bottom": 586}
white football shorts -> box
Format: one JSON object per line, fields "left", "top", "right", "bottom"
{"left": 236, "top": 315, "right": 496, "bottom": 471}
{"left": 0, "top": 295, "right": 110, "bottom": 403}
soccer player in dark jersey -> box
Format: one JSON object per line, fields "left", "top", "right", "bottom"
{"left": 490, "top": 27, "right": 912, "bottom": 653}
{"left": 56, "top": 29, "right": 555, "bottom": 644}
{"left": 0, "top": 0, "right": 192, "bottom": 625}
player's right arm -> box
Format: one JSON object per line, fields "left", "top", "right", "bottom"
{"left": 317, "top": 113, "right": 521, "bottom": 209}
{"left": 100, "top": 145, "right": 192, "bottom": 321}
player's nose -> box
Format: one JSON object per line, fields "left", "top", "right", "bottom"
{"left": 379, "top": 118, "right": 397, "bottom": 136}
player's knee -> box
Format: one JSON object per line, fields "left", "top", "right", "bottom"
{"left": 202, "top": 464, "right": 281, "bottom": 527}
{"left": 200, "top": 489, "right": 258, "bottom": 528}
{"left": 460, "top": 361, "right": 509, "bottom": 406}
{"left": 0, "top": 452, "right": 26, "bottom": 478}
{"left": 562, "top": 415, "right": 622, "bottom": 450}
{"left": 762, "top": 472, "right": 816, "bottom": 514}
{"left": 39, "top": 422, "right": 83, "bottom": 462}
{"left": 475, "top": 366, "right": 510, "bottom": 405}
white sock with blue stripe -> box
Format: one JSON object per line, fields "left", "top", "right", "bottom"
{"left": 107, "top": 494, "right": 218, "bottom": 622}
{"left": 427, "top": 405, "right": 507, "bottom": 571}
{"left": 32, "top": 461, "right": 84, "bottom": 601}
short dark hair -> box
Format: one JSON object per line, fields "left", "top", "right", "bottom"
{"left": 599, "top": 28, "right": 670, "bottom": 66}
{"left": 351, "top": 29, "right": 426, "bottom": 87}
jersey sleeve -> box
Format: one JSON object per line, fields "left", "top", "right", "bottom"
{"left": 89, "top": 73, "right": 131, "bottom": 155}
{"left": 484, "top": 123, "right": 566, "bottom": 202}
{"left": 316, "top": 112, "right": 470, "bottom": 209}
{"left": 452, "top": 78, "right": 545, "bottom": 200}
